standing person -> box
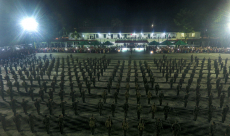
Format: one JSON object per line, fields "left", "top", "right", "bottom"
{"left": 0, "top": 113, "right": 7, "bottom": 131}
{"left": 209, "top": 122, "right": 216, "bottom": 136}
{"left": 10, "top": 99, "right": 17, "bottom": 116}
{"left": 105, "top": 116, "right": 113, "bottom": 136}
{"left": 125, "top": 91, "right": 129, "bottom": 103}
{"left": 123, "top": 102, "right": 129, "bottom": 118}
{"left": 159, "top": 91, "right": 164, "bottom": 106}
{"left": 70, "top": 90, "right": 76, "bottom": 102}
{"left": 97, "top": 71, "right": 100, "bottom": 81}
{"left": 42, "top": 81, "right": 47, "bottom": 93}
{"left": 39, "top": 88, "right": 44, "bottom": 101}
{"left": 28, "top": 114, "right": 35, "bottom": 133}
{"left": 136, "top": 90, "right": 141, "bottom": 104}
{"left": 155, "top": 83, "right": 160, "bottom": 95}
{"left": 138, "top": 119, "right": 145, "bottom": 136}
{"left": 184, "top": 93, "right": 189, "bottom": 108}
{"left": 34, "top": 99, "right": 41, "bottom": 115}
{"left": 155, "top": 118, "right": 163, "bottom": 136}
{"left": 208, "top": 105, "right": 215, "bottom": 123}
{"left": 47, "top": 99, "right": 54, "bottom": 115}
{"left": 80, "top": 90, "right": 86, "bottom": 103}
{"left": 147, "top": 91, "right": 152, "bottom": 104}
{"left": 98, "top": 99, "right": 103, "bottom": 116}
{"left": 171, "top": 121, "right": 181, "bottom": 136}
{"left": 60, "top": 101, "right": 67, "bottom": 116}
{"left": 193, "top": 105, "right": 200, "bottom": 121}
{"left": 111, "top": 102, "right": 116, "bottom": 117}
{"left": 150, "top": 76, "right": 155, "bottom": 88}
{"left": 89, "top": 115, "right": 97, "bottom": 135}
{"left": 107, "top": 82, "right": 111, "bottom": 93}
{"left": 122, "top": 118, "right": 129, "bottom": 136}
{"left": 144, "top": 83, "right": 149, "bottom": 95}
{"left": 72, "top": 100, "right": 79, "bottom": 115}
{"left": 170, "top": 78, "right": 174, "bottom": 89}
{"left": 220, "top": 93, "right": 226, "bottom": 108}
{"left": 102, "top": 90, "right": 107, "bottom": 103}
{"left": 43, "top": 115, "right": 50, "bottom": 134}
{"left": 59, "top": 90, "right": 65, "bottom": 101}
{"left": 87, "top": 82, "right": 92, "bottom": 94}
{"left": 225, "top": 124, "right": 230, "bottom": 136}
{"left": 78, "top": 82, "right": 83, "bottom": 93}
{"left": 13, "top": 113, "right": 22, "bottom": 132}
{"left": 163, "top": 103, "right": 170, "bottom": 120}
{"left": 114, "top": 90, "right": 118, "bottom": 104}
{"left": 21, "top": 99, "right": 28, "bottom": 114}
{"left": 176, "top": 84, "right": 181, "bottom": 96}
{"left": 222, "top": 105, "right": 229, "bottom": 123}
{"left": 149, "top": 103, "right": 157, "bottom": 119}
{"left": 48, "top": 89, "right": 54, "bottom": 100}
{"left": 58, "top": 114, "right": 64, "bottom": 134}
{"left": 136, "top": 104, "right": 142, "bottom": 120}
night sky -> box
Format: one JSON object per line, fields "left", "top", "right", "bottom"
{"left": 44, "top": 0, "right": 223, "bottom": 27}
{"left": 0, "top": 0, "right": 228, "bottom": 45}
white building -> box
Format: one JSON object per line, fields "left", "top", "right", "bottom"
{"left": 67, "top": 27, "right": 201, "bottom": 47}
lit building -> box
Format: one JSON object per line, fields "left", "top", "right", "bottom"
{"left": 67, "top": 27, "right": 201, "bottom": 47}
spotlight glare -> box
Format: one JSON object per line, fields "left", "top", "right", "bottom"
{"left": 227, "top": 23, "right": 230, "bottom": 29}
{"left": 20, "top": 18, "right": 38, "bottom": 31}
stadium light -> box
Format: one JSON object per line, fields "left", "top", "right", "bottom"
{"left": 227, "top": 23, "right": 230, "bottom": 29}
{"left": 20, "top": 18, "right": 38, "bottom": 31}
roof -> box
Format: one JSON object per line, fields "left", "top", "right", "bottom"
{"left": 76, "top": 26, "right": 178, "bottom": 33}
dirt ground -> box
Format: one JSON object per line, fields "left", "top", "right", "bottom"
{"left": 0, "top": 52, "right": 229, "bottom": 136}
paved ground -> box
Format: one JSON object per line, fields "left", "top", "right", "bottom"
{"left": 0, "top": 52, "right": 230, "bottom": 136}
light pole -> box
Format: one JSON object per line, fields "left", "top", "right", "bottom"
{"left": 20, "top": 18, "right": 38, "bottom": 48}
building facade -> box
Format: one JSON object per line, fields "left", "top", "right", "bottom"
{"left": 63, "top": 26, "right": 201, "bottom": 47}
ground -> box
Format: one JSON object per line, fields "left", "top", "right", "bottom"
{"left": 0, "top": 52, "right": 229, "bottom": 136}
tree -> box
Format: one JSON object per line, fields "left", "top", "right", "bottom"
{"left": 174, "top": 9, "right": 195, "bottom": 41}
{"left": 70, "top": 31, "right": 80, "bottom": 39}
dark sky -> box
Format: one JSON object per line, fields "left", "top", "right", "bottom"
{"left": 1, "top": 0, "right": 225, "bottom": 27}
{"left": 47, "top": 0, "right": 222, "bottom": 27}
{"left": 41, "top": 0, "right": 224, "bottom": 27}
{"left": 0, "top": 0, "right": 227, "bottom": 45}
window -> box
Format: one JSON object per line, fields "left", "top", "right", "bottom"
{"left": 148, "top": 34, "right": 150, "bottom": 38}
{"left": 96, "top": 34, "right": 99, "bottom": 38}
{"left": 181, "top": 33, "right": 185, "bottom": 37}
{"left": 104, "top": 34, "right": 106, "bottom": 38}
{"left": 192, "top": 33, "right": 195, "bottom": 37}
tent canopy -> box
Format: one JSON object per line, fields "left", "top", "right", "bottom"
{"left": 77, "top": 41, "right": 100, "bottom": 45}
{"left": 148, "top": 41, "right": 159, "bottom": 45}
{"left": 160, "top": 40, "right": 174, "bottom": 45}
{"left": 175, "top": 40, "right": 187, "bottom": 45}
{"left": 89, "top": 41, "right": 100, "bottom": 45}
{"left": 102, "top": 41, "right": 114, "bottom": 45}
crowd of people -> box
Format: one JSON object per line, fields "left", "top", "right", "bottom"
{"left": 147, "top": 46, "right": 230, "bottom": 53}
{"left": 0, "top": 52, "right": 230, "bottom": 135}
{"left": 36, "top": 47, "right": 117, "bottom": 53}
{"left": 0, "top": 48, "right": 35, "bottom": 60}
{"left": 34, "top": 46, "right": 230, "bottom": 55}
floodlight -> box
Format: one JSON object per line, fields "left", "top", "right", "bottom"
{"left": 20, "top": 18, "right": 38, "bottom": 31}
{"left": 227, "top": 23, "right": 230, "bottom": 29}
